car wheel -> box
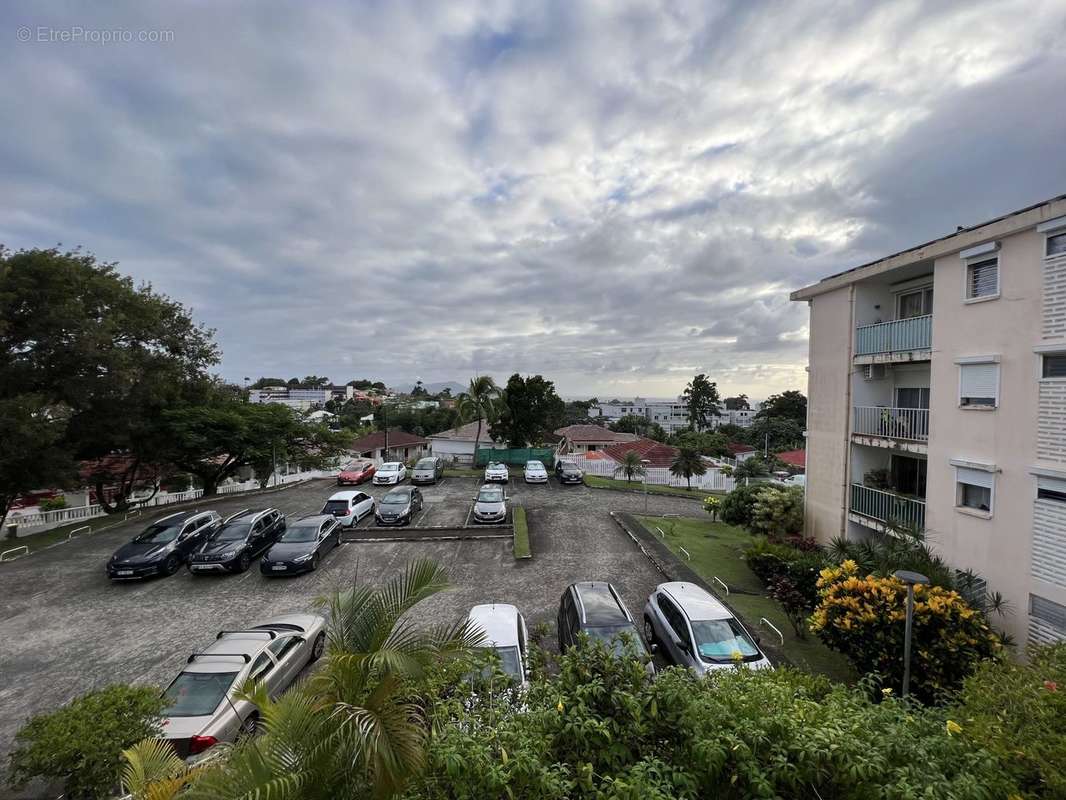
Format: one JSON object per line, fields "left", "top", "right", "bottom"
{"left": 311, "top": 553, "right": 320, "bottom": 571}
{"left": 644, "top": 617, "right": 658, "bottom": 647}
{"left": 238, "top": 713, "right": 260, "bottom": 740}
{"left": 163, "top": 554, "right": 181, "bottom": 576}
{"left": 311, "top": 632, "right": 326, "bottom": 661}
{"left": 237, "top": 552, "right": 251, "bottom": 573}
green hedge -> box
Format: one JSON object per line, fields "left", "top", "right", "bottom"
{"left": 513, "top": 506, "right": 530, "bottom": 559}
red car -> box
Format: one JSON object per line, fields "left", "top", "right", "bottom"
{"left": 337, "top": 461, "right": 375, "bottom": 485}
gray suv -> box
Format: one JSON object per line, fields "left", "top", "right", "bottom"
{"left": 411, "top": 456, "right": 444, "bottom": 484}
{"left": 557, "top": 581, "right": 652, "bottom": 671}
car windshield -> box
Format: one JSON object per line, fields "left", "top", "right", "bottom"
{"left": 690, "top": 619, "right": 761, "bottom": 663}
{"left": 343, "top": 463, "right": 364, "bottom": 472}
{"left": 212, "top": 523, "right": 251, "bottom": 542}
{"left": 585, "top": 625, "right": 647, "bottom": 657}
{"left": 526, "top": 462, "right": 544, "bottom": 470}
{"left": 415, "top": 459, "right": 435, "bottom": 469}
{"left": 473, "top": 645, "right": 523, "bottom": 681}
{"left": 379, "top": 463, "right": 400, "bottom": 473}
{"left": 280, "top": 524, "right": 318, "bottom": 543}
{"left": 163, "top": 671, "right": 238, "bottom": 717}
{"left": 134, "top": 522, "right": 182, "bottom": 544}
{"left": 381, "top": 493, "right": 408, "bottom": 505}
{"left": 478, "top": 487, "right": 504, "bottom": 502}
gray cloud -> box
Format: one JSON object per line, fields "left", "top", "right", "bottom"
{"left": 1, "top": 0, "right": 1065, "bottom": 399}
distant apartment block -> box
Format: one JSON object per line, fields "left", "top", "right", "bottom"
{"left": 248, "top": 384, "right": 365, "bottom": 410}
{"left": 792, "top": 194, "right": 1066, "bottom": 647}
{"left": 592, "top": 398, "right": 756, "bottom": 433}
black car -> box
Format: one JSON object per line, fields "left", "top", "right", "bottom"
{"left": 555, "top": 460, "right": 584, "bottom": 485}
{"left": 557, "top": 581, "right": 651, "bottom": 663}
{"left": 188, "top": 508, "right": 286, "bottom": 574}
{"left": 260, "top": 515, "right": 341, "bottom": 575}
{"left": 374, "top": 486, "right": 424, "bottom": 526}
{"left": 107, "top": 510, "right": 222, "bottom": 580}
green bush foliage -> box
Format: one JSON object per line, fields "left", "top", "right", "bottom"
{"left": 749, "top": 485, "right": 804, "bottom": 537}
{"left": 746, "top": 537, "right": 827, "bottom": 612}
{"left": 7, "top": 684, "right": 165, "bottom": 800}
{"left": 38, "top": 495, "right": 68, "bottom": 511}
{"left": 719, "top": 483, "right": 769, "bottom": 527}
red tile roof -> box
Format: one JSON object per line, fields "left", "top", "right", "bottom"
{"left": 555, "top": 424, "right": 639, "bottom": 443}
{"left": 349, "top": 430, "right": 428, "bottom": 452}
{"left": 727, "top": 441, "right": 757, "bottom": 455}
{"left": 601, "top": 438, "right": 680, "bottom": 468}
{"left": 776, "top": 449, "right": 806, "bottom": 468}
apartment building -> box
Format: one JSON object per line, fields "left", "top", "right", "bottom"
{"left": 592, "top": 399, "right": 755, "bottom": 433}
{"left": 791, "top": 194, "right": 1066, "bottom": 647}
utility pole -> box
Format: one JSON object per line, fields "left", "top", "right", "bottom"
{"left": 383, "top": 403, "right": 389, "bottom": 461}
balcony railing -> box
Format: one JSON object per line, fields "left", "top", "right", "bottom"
{"left": 855, "top": 315, "right": 932, "bottom": 356}
{"left": 850, "top": 483, "right": 926, "bottom": 531}
{"left": 853, "top": 406, "right": 929, "bottom": 442}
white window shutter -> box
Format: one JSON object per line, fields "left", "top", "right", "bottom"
{"left": 957, "top": 467, "right": 994, "bottom": 489}
{"left": 960, "top": 363, "right": 998, "bottom": 400}
{"left": 968, "top": 259, "right": 999, "bottom": 297}
{"left": 1037, "top": 475, "right": 1066, "bottom": 493}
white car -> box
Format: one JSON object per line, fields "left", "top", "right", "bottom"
{"left": 523, "top": 460, "right": 548, "bottom": 483}
{"left": 467, "top": 603, "right": 530, "bottom": 687}
{"left": 784, "top": 474, "right": 806, "bottom": 488}
{"left": 321, "top": 490, "right": 375, "bottom": 527}
{"left": 484, "top": 461, "right": 509, "bottom": 483}
{"left": 643, "top": 582, "right": 772, "bottom": 674}
{"left": 373, "top": 462, "right": 407, "bottom": 485}
{"left": 160, "top": 614, "right": 327, "bottom": 760}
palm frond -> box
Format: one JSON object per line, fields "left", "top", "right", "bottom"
{"left": 121, "top": 738, "right": 188, "bottom": 799}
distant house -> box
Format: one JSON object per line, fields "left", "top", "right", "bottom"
{"left": 555, "top": 424, "right": 639, "bottom": 456}
{"left": 775, "top": 449, "right": 806, "bottom": 472}
{"left": 600, "top": 438, "right": 681, "bottom": 468}
{"left": 427, "top": 420, "right": 505, "bottom": 465}
{"left": 727, "top": 442, "right": 758, "bottom": 463}
{"left": 349, "top": 430, "right": 429, "bottom": 463}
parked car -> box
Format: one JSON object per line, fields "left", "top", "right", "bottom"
{"left": 411, "top": 456, "right": 444, "bottom": 484}
{"left": 783, "top": 474, "right": 806, "bottom": 488}
{"left": 373, "top": 462, "right": 407, "bottom": 485}
{"left": 321, "top": 490, "right": 375, "bottom": 527}
{"left": 523, "top": 460, "right": 548, "bottom": 483}
{"left": 374, "top": 486, "right": 424, "bottom": 526}
{"left": 160, "top": 613, "right": 327, "bottom": 759}
{"left": 260, "top": 515, "right": 341, "bottom": 575}
{"left": 557, "top": 581, "right": 653, "bottom": 671}
{"left": 467, "top": 603, "right": 530, "bottom": 687}
{"left": 336, "top": 460, "right": 375, "bottom": 485}
{"left": 472, "top": 483, "right": 508, "bottom": 523}
{"left": 555, "top": 460, "right": 584, "bottom": 485}
{"left": 188, "top": 508, "right": 286, "bottom": 574}
{"left": 643, "top": 582, "right": 772, "bottom": 673}
{"left": 483, "top": 461, "right": 509, "bottom": 483}
{"left": 107, "top": 510, "right": 222, "bottom": 580}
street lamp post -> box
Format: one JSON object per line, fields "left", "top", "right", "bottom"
{"left": 893, "top": 569, "right": 929, "bottom": 698}
{"left": 641, "top": 459, "right": 652, "bottom": 513}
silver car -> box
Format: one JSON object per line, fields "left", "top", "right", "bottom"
{"left": 411, "top": 456, "right": 444, "bottom": 484}
{"left": 523, "top": 460, "right": 548, "bottom": 483}
{"left": 643, "top": 582, "right": 772, "bottom": 674}
{"left": 160, "top": 613, "right": 327, "bottom": 760}
{"left": 472, "top": 483, "right": 507, "bottom": 523}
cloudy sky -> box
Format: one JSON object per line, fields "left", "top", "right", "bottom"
{"left": 3, "top": 1, "right": 1066, "bottom": 399}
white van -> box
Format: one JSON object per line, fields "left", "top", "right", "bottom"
{"left": 320, "top": 490, "right": 375, "bottom": 527}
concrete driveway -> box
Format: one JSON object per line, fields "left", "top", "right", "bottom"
{"left": 0, "top": 475, "right": 705, "bottom": 790}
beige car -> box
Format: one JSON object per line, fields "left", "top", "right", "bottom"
{"left": 160, "top": 613, "right": 326, "bottom": 760}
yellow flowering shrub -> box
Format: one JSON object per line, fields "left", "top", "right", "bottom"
{"left": 810, "top": 560, "right": 1001, "bottom": 702}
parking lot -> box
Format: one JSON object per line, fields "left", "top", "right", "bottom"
{"left": 0, "top": 475, "right": 705, "bottom": 777}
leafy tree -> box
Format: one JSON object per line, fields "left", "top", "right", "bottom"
{"left": 7, "top": 684, "right": 166, "bottom": 800}
{"left": 158, "top": 394, "right": 348, "bottom": 494}
{"left": 302, "top": 375, "right": 330, "bottom": 388}
{"left": 669, "top": 430, "right": 730, "bottom": 458}
{"left": 0, "top": 396, "right": 76, "bottom": 527}
{"left": 562, "top": 399, "right": 594, "bottom": 425}
{"left": 0, "top": 247, "right": 218, "bottom": 517}
{"left": 748, "top": 415, "right": 805, "bottom": 452}
{"left": 680, "top": 373, "right": 721, "bottom": 431}
{"left": 720, "top": 483, "right": 771, "bottom": 527}
{"left": 723, "top": 394, "right": 750, "bottom": 410}
{"left": 732, "top": 455, "right": 771, "bottom": 480}
{"left": 488, "top": 374, "right": 564, "bottom": 448}
{"left": 755, "top": 390, "right": 807, "bottom": 427}
{"left": 669, "top": 447, "right": 706, "bottom": 490}
{"left": 609, "top": 414, "right": 668, "bottom": 442}
{"left": 749, "top": 485, "right": 804, "bottom": 537}
{"left": 250, "top": 377, "right": 289, "bottom": 388}
{"left": 456, "top": 375, "right": 501, "bottom": 461}
{"left": 411, "top": 380, "right": 428, "bottom": 397}
{"left": 613, "top": 451, "right": 647, "bottom": 483}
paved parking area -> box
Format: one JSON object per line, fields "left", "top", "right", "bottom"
{"left": 0, "top": 475, "right": 704, "bottom": 781}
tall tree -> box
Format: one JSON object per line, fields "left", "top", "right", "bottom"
{"left": 681, "top": 374, "right": 722, "bottom": 431}
{"left": 724, "top": 394, "right": 750, "bottom": 410}
{"left": 0, "top": 247, "right": 218, "bottom": 520}
{"left": 756, "top": 390, "right": 807, "bottom": 427}
{"left": 0, "top": 397, "right": 75, "bottom": 526}
{"left": 610, "top": 414, "right": 667, "bottom": 442}
{"left": 455, "top": 375, "right": 501, "bottom": 462}
{"left": 670, "top": 447, "right": 707, "bottom": 490}
{"left": 489, "top": 374, "right": 566, "bottom": 448}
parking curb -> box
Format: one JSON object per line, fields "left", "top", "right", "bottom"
{"left": 586, "top": 483, "right": 716, "bottom": 501}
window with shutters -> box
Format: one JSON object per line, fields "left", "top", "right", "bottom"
{"left": 958, "top": 360, "right": 999, "bottom": 407}
{"left": 955, "top": 466, "right": 995, "bottom": 515}
{"left": 964, "top": 257, "right": 999, "bottom": 300}
{"left": 1042, "top": 352, "right": 1066, "bottom": 380}
{"left": 1046, "top": 231, "right": 1066, "bottom": 258}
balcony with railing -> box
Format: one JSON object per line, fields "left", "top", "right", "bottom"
{"left": 850, "top": 483, "right": 926, "bottom": 532}
{"left": 853, "top": 406, "right": 929, "bottom": 443}
{"left": 855, "top": 315, "right": 932, "bottom": 359}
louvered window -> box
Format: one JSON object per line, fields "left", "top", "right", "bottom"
{"left": 966, "top": 257, "right": 999, "bottom": 299}
{"left": 959, "top": 361, "right": 999, "bottom": 407}
{"left": 1042, "top": 353, "right": 1066, "bottom": 379}
{"left": 1047, "top": 232, "right": 1066, "bottom": 258}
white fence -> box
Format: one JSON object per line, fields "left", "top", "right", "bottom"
{"left": 570, "top": 456, "right": 735, "bottom": 492}
{"left": 8, "top": 468, "right": 338, "bottom": 535}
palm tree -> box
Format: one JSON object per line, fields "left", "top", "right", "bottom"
{"left": 670, "top": 447, "right": 707, "bottom": 491}
{"left": 455, "top": 375, "right": 500, "bottom": 466}
{"left": 128, "top": 560, "right": 483, "bottom": 800}
{"left": 613, "top": 450, "right": 647, "bottom": 483}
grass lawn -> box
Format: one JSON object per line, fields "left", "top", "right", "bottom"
{"left": 512, "top": 507, "right": 531, "bottom": 559}
{"left": 2, "top": 513, "right": 127, "bottom": 558}
{"left": 585, "top": 475, "right": 722, "bottom": 499}
{"left": 636, "top": 515, "right": 855, "bottom": 684}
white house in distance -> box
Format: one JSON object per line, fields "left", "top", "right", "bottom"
{"left": 349, "top": 430, "right": 429, "bottom": 464}
{"left": 427, "top": 420, "right": 506, "bottom": 465}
